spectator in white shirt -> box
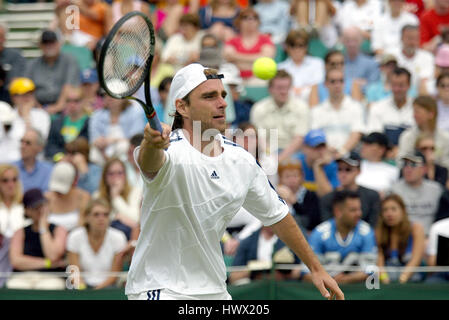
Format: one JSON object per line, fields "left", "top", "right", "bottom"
{"left": 277, "top": 29, "right": 325, "bottom": 102}
{"left": 371, "top": 0, "right": 419, "bottom": 56}
{"left": 435, "top": 72, "right": 449, "bottom": 132}
{"left": 356, "top": 132, "right": 400, "bottom": 197}
{"left": 67, "top": 198, "right": 128, "bottom": 289}
{"left": 161, "top": 13, "right": 205, "bottom": 72}
{"left": 310, "top": 68, "right": 364, "bottom": 158}
{"left": 367, "top": 67, "right": 416, "bottom": 150}
{"left": 0, "top": 101, "right": 19, "bottom": 163}
{"left": 0, "top": 78, "right": 50, "bottom": 163}
{"left": 388, "top": 24, "right": 434, "bottom": 90}
{"left": 335, "top": 0, "right": 383, "bottom": 41}
{"left": 250, "top": 70, "right": 310, "bottom": 163}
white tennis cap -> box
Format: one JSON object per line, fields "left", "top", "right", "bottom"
{"left": 49, "top": 161, "right": 76, "bottom": 194}
{"left": 168, "top": 63, "right": 224, "bottom": 109}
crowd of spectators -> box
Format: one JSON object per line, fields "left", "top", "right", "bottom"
{"left": 1, "top": 0, "right": 449, "bottom": 291}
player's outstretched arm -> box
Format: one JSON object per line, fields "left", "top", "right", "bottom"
{"left": 270, "top": 214, "right": 345, "bottom": 300}
{"left": 138, "top": 122, "right": 171, "bottom": 179}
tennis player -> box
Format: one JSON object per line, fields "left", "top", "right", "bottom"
{"left": 125, "top": 63, "right": 344, "bottom": 300}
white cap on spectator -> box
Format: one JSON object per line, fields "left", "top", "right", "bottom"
{"left": 0, "top": 101, "right": 16, "bottom": 124}
{"left": 168, "top": 63, "right": 224, "bottom": 110}
{"left": 49, "top": 161, "right": 76, "bottom": 194}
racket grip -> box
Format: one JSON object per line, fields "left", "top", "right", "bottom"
{"left": 148, "top": 112, "right": 163, "bottom": 133}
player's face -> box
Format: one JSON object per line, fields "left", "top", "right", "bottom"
{"left": 187, "top": 79, "right": 228, "bottom": 133}
{"left": 381, "top": 199, "right": 404, "bottom": 227}
{"left": 341, "top": 198, "right": 362, "bottom": 229}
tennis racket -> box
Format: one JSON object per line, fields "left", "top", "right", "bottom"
{"left": 98, "top": 11, "right": 163, "bottom": 133}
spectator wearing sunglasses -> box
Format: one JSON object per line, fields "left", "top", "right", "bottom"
{"left": 310, "top": 68, "right": 364, "bottom": 159}
{"left": 356, "top": 132, "right": 400, "bottom": 197}
{"left": 293, "top": 129, "right": 340, "bottom": 197}
{"left": 45, "top": 86, "right": 90, "bottom": 162}
{"left": 320, "top": 152, "right": 381, "bottom": 228}
{"left": 414, "top": 133, "right": 449, "bottom": 189}
{"left": 277, "top": 29, "right": 325, "bottom": 101}
{"left": 0, "top": 164, "right": 26, "bottom": 239}
{"left": 12, "top": 129, "right": 53, "bottom": 193}
{"left": 392, "top": 150, "right": 444, "bottom": 236}
{"left": 398, "top": 95, "right": 449, "bottom": 170}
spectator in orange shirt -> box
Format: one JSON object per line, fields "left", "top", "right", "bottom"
{"left": 56, "top": 0, "right": 112, "bottom": 50}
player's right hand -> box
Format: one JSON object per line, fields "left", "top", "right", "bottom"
{"left": 143, "top": 122, "right": 171, "bottom": 150}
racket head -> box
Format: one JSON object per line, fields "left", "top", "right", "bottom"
{"left": 98, "top": 11, "right": 155, "bottom": 99}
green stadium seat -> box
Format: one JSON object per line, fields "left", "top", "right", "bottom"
{"left": 241, "top": 86, "right": 269, "bottom": 103}
{"left": 62, "top": 44, "right": 95, "bottom": 71}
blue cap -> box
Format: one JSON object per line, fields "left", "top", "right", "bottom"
{"left": 81, "top": 68, "right": 98, "bottom": 84}
{"left": 304, "top": 129, "right": 326, "bottom": 147}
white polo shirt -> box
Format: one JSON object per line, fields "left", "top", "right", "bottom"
{"left": 310, "top": 96, "right": 365, "bottom": 150}
{"left": 125, "top": 129, "right": 289, "bottom": 296}
{"left": 366, "top": 96, "right": 415, "bottom": 134}
{"left": 250, "top": 96, "right": 310, "bottom": 150}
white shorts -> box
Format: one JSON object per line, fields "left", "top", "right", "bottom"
{"left": 127, "top": 288, "right": 232, "bottom": 300}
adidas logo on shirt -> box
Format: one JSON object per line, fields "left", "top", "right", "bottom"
{"left": 210, "top": 170, "right": 220, "bottom": 180}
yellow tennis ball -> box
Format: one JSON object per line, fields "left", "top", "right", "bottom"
{"left": 252, "top": 57, "right": 277, "bottom": 80}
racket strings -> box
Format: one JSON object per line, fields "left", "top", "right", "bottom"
{"left": 102, "top": 16, "right": 153, "bottom": 97}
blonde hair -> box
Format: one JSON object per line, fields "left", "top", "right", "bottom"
{"left": 81, "top": 197, "right": 111, "bottom": 230}
{"left": 0, "top": 164, "right": 22, "bottom": 204}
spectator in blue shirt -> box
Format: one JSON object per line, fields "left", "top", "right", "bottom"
{"left": 342, "top": 26, "right": 380, "bottom": 92}
{"left": 305, "top": 190, "right": 377, "bottom": 285}
{"left": 294, "top": 129, "right": 340, "bottom": 196}
{"left": 13, "top": 128, "right": 53, "bottom": 192}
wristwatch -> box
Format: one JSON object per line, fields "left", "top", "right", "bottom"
{"left": 39, "top": 227, "right": 49, "bottom": 235}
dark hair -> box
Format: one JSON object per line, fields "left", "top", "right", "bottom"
{"left": 65, "top": 137, "right": 90, "bottom": 161}
{"left": 285, "top": 29, "right": 309, "bottom": 48}
{"left": 268, "top": 69, "right": 293, "bottom": 88}
{"left": 401, "top": 24, "right": 419, "bottom": 36}
{"left": 180, "top": 13, "right": 200, "bottom": 29}
{"left": 130, "top": 133, "right": 144, "bottom": 147}
{"left": 413, "top": 95, "right": 438, "bottom": 131}
{"left": 376, "top": 194, "right": 412, "bottom": 259}
{"left": 392, "top": 67, "right": 412, "bottom": 84}
{"left": 331, "top": 190, "right": 360, "bottom": 210}
{"left": 234, "top": 7, "right": 259, "bottom": 30}
{"left": 324, "top": 49, "right": 344, "bottom": 64}
{"left": 158, "top": 76, "right": 173, "bottom": 93}
{"left": 437, "top": 72, "right": 449, "bottom": 87}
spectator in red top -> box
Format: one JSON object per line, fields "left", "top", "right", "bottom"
{"left": 223, "top": 7, "right": 275, "bottom": 82}
{"left": 404, "top": 0, "right": 426, "bottom": 18}
{"left": 420, "top": 0, "right": 449, "bottom": 52}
